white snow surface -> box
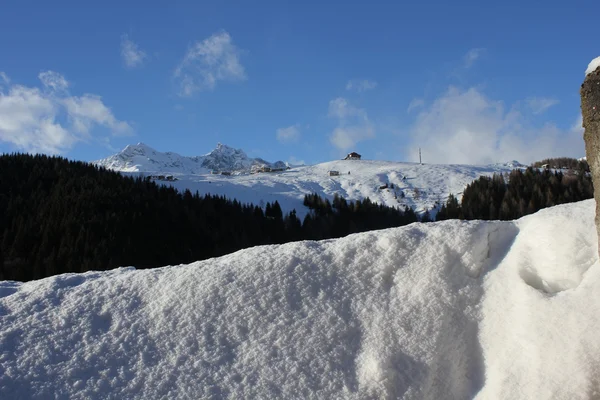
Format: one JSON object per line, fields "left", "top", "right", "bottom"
{"left": 163, "top": 160, "right": 520, "bottom": 218}
{"left": 95, "top": 143, "right": 524, "bottom": 217}
{"left": 1, "top": 200, "right": 599, "bottom": 399}
{"left": 586, "top": 56, "right": 600, "bottom": 76}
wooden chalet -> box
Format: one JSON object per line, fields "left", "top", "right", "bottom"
{"left": 344, "top": 152, "right": 361, "bottom": 160}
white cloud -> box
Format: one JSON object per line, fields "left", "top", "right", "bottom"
{"left": 407, "top": 98, "right": 425, "bottom": 113}
{"left": 463, "top": 48, "right": 485, "bottom": 68}
{"left": 0, "top": 72, "right": 132, "bottom": 154}
{"left": 330, "top": 125, "right": 375, "bottom": 151}
{"left": 120, "top": 34, "right": 147, "bottom": 69}
{"left": 62, "top": 95, "right": 133, "bottom": 136}
{"left": 407, "top": 86, "right": 583, "bottom": 165}
{"left": 346, "top": 79, "right": 377, "bottom": 92}
{"left": 0, "top": 85, "right": 71, "bottom": 154}
{"left": 328, "top": 97, "right": 374, "bottom": 151}
{"left": 525, "top": 96, "right": 559, "bottom": 114}
{"left": 276, "top": 124, "right": 301, "bottom": 143}
{"left": 287, "top": 156, "right": 305, "bottom": 166}
{"left": 174, "top": 31, "right": 246, "bottom": 96}
{"left": 39, "top": 71, "right": 69, "bottom": 92}
{"left": 328, "top": 97, "right": 366, "bottom": 120}
{"left": 571, "top": 115, "right": 583, "bottom": 135}
{"left": 0, "top": 72, "right": 9, "bottom": 85}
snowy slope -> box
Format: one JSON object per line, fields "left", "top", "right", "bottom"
{"left": 94, "top": 143, "right": 286, "bottom": 174}
{"left": 95, "top": 144, "right": 523, "bottom": 217}
{"left": 148, "top": 159, "right": 520, "bottom": 218}
{"left": 97, "top": 144, "right": 523, "bottom": 218}
{"left": 1, "top": 200, "right": 598, "bottom": 399}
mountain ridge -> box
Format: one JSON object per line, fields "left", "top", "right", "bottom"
{"left": 94, "top": 142, "right": 287, "bottom": 174}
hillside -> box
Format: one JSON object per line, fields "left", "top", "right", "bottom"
{"left": 1, "top": 200, "right": 597, "bottom": 399}
{"left": 150, "top": 159, "right": 524, "bottom": 218}
{"left": 96, "top": 143, "right": 524, "bottom": 217}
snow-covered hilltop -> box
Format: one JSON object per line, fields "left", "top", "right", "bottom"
{"left": 94, "top": 143, "right": 525, "bottom": 218}
{"left": 1, "top": 200, "right": 598, "bottom": 399}
{"left": 93, "top": 142, "right": 287, "bottom": 175}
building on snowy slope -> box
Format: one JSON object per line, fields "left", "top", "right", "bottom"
{"left": 151, "top": 175, "right": 177, "bottom": 181}
{"left": 344, "top": 152, "right": 361, "bottom": 160}
{"left": 329, "top": 170, "right": 340, "bottom": 176}
{"left": 254, "top": 166, "right": 289, "bottom": 173}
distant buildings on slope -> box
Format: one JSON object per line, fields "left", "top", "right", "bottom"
{"left": 328, "top": 152, "right": 361, "bottom": 176}
{"left": 344, "top": 152, "right": 361, "bottom": 160}
{"left": 150, "top": 174, "right": 178, "bottom": 181}
{"left": 211, "top": 152, "right": 363, "bottom": 177}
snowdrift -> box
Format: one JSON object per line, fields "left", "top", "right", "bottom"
{"left": 1, "top": 200, "right": 599, "bottom": 399}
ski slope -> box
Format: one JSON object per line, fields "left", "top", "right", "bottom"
{"left": 128, "top": 159, "right": 520, "bottom": 218}
{"left": 95, "top": 143, "right": 523, "bottom": 218}
{"left": 1, "top": 200, "right": 598, "bottom": 399}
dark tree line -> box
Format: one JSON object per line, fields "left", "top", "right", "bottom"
{"left": 302, "top": 193, "right": 419, "bottom": 240}
{"left": 531, "top": 157, "right": 589, "bottom": 171}
{"left": 436, "top": 167, "right": 593, "bottom": 221}
{"left": 0, "top": 153, "right": 419, "bottom": 282}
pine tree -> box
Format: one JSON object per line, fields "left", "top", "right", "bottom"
{"left": 421, "top": 209, "right": 432, "bottom": 223}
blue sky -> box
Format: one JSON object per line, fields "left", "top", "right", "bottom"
{"left": 0, "top": 0, "right": 597, "bottom": 165}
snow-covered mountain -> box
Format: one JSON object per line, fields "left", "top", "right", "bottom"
{"left": 1, "top": 200, "right": 598, "bottom": 399}
{"left": 491, "top": 160, "right": 526, "bottom": 169}
{"left": 95, "top": 143, "right": 525, "bottom": 218}
{"left": 94, "top": 143, "right": 287, "bottom": 174}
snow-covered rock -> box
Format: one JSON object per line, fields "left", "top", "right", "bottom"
{"left": 585, "top": 56, "right": 600, "bottom": 76}
{"left": 93, "top": 143, "right": 286, "bottom": 174}
{"left": 1, "top": 200, "right": 598, "bottom": 399}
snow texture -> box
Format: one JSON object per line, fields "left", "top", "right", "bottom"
{"left": 1, "top": 200, "right": 599, "bottom": 399}
{"left": 95, "top": 143, "right": 524, "bottom": 218}
{"left": 586, "top": 56, "right": 600, "bottom": 76}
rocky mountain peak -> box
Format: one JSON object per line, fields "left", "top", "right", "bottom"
{"left": 94, "top": 143, "right": 285, "bottom": 174}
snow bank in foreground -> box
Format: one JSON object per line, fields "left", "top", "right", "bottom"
{"left": 1, "top": 201, "right": 599, "bottom": 399}
{"left": 586, "top": 56, "right": 600, "bottom": 76}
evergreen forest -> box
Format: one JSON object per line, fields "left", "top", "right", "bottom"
{"left": 436, "top": 167, "right": 593, "bottom": 221}
{"left": 0, "top": 153, "right": 417, "bottom": 282}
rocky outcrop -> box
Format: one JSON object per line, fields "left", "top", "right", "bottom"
{"left": 581, "top": 63, "right": 600, "bottom": 251}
